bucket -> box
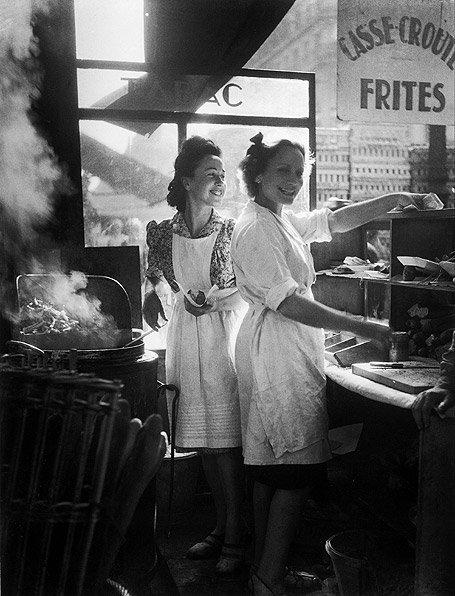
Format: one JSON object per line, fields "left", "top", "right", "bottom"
{"left": 325, "top": 530, "right": 379, "bottom": 596}
{"left": 155, "top": 451, "right": 199, "bottom": 531}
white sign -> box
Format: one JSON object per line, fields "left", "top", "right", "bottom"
{"left": 337, "top": 0, "right": 455, "bottom": 124}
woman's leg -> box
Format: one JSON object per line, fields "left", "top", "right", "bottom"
{"left": 216, "top": 449, "right": 245, "bottom": 544}
{"left": 200, "top": 452, "right": 226, "bottom": 536}
{"left": 252, "top": 481, "right": 274, "bottom": 568}
{"left": 258, "top": 487, "right": 310, "bottom": 590}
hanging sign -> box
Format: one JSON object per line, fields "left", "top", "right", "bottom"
{"left": 337, "top": 0, "right": 455, "bottom": 124}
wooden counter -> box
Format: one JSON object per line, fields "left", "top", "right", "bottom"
{"left": 325, "top": 360, "right": 455, "bottom": 595}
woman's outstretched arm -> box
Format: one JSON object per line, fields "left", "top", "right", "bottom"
{"left": 328, "top": 192, "right": 427, "bottom": 233}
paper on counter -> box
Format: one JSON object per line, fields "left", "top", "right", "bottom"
{"left": 329, "top": 422, "right": 363, "bottom": 455}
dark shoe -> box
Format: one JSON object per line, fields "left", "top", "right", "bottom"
{"left": 284, "top": 567, "right": 322, "bottom": 591}
{"left": 186, "top": 533, "right": 224, "bottom": 560}
{"left": 215, "top": 542, "right": 246, "bottom": 576}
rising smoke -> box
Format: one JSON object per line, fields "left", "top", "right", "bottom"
{"left": 0, "top": 0, "right": 61, "bottom": 258}
{"left": 0, "top": 2, "right": 122, "bottom": 346}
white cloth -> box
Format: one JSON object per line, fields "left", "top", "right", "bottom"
{"left": 231, "top": 201, "right": 333, "bottom": 465}
{"left": 166, "top": 231, "right": 242, "bottom": 449}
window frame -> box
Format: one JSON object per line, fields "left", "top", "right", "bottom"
{"left": 76, "top": 61, "right": 317, "bottom": 208}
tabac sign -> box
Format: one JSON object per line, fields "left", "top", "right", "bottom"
{"left": 337, "top": 0, "right": 455, "bottom": 124}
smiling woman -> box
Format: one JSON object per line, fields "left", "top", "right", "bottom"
{"left": 142, "top": 136, "right": 247, "bottom": 575}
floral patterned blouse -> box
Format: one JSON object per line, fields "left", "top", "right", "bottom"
{"left": 146, "top": 210, "right": 236, "bottom": 292}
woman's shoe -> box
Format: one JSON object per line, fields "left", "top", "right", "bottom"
{"left": 215, "top": 542, "right": 245, "bottom": 576}
{"left": 186, "top": 532, "right": 224, "bottom": 559}
{"left": 284, "top": 567, "right": 322, "bottom": 591}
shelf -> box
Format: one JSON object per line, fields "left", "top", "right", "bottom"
{"left": 389, "top": 276, "right": 455, "bottom": 292}
{"left": 316, "top": 269, "right": 389, "bottom": 282}
{"left": 387, "top": 208, "right": 455, "bottom": 220}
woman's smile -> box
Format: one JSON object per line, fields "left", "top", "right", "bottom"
{"left": 256, "top": 146, "right": 305, "bottom": 212}
{"left": 184, "top": 155, "right": 226, "bottom": 206}
{"left": 277, "top": 186, "right": 298, "bottom": 198}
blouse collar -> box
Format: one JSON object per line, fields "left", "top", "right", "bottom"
{"left": 172, "top": 209, "right": 224, "bottom": 238}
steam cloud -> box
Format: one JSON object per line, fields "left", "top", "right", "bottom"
{"left": 0, "top": 0, "right": 61, "bottom": 252}
{"left": 18, "top": 271, "right": 123, "bottom": 349}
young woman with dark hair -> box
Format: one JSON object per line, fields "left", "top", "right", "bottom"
{"left": 142, "top": 136, "right": 246, "bottom": 575}
{"left": 231, "top": 132, "right": 424, "bottom": 594}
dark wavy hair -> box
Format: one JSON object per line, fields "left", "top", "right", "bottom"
{"left": 239, "top": 132, "right": 310, "bottom": 198}
{"left": 166, "top": 136, "right": 222, "bottom": 212}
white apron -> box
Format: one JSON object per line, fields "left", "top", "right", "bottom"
{"left": 165, "top": 231, "right": 242, "bottom": 449}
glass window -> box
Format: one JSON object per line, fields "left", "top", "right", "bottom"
{"left": 77, "top": 69, "right": 147, "bottom": 109}
{"left": 196, "top": 76, "right": 309, "bottom": 119}
{"left": 80, "top": 120, "right": 178, "bottom": 256}
{"left": 74, "top": 0, "right": 145, "bottom": 62}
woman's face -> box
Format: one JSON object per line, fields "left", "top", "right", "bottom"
{"left": 183, "top": 155, "right": 226, "bottom": 207}
{"left": 257, "top": 145, "right": 304, "bottom": 207}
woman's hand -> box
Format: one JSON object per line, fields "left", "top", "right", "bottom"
{"left": 183, "top": 296, "right": 215, "bottom": 317}
{"left": 358, "top": 320, "right": 391, "bottom": 355}
{"left": 142, "top": 291, "right": 168, "bottom": 331}
{"left": 412, "top": 386, "right": 455, "bottom": 429}
{"left": 396, "top": 192, "right": 427, "bottom": 208}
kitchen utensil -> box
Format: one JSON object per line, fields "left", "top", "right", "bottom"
{"left": 122, "top": 328, "right": 155, "bottom": 348}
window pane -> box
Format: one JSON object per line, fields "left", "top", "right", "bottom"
{"left": 80, "top": 121, "right": 177, "bottom": 254}
{"left": 74, "top": 0, "right": 144, "bottom": 62}
{"left": 196, "top": 76, "right": 309, "bottom": 118}
{"left": 187, "top": 124, "right": 311, "bottom": 218}
{"left": 77, "top": 70, "right": 147, "bottom": 109}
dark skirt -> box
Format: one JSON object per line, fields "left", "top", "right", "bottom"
{"left": 246, "top": 461, "right": 327, "bottom": 491}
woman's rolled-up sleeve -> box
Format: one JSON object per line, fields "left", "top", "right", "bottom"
{"left": 234, "top": 222, "right": 298, "bottom": 311}
{"left": 287, "top": 207, "right": 332, "bottom": 243}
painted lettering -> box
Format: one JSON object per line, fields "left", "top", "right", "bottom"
{"left": 431, "top": 28, "right": 449, "bottom": 56}
{"left": 408, "top": 17, "right": 422, "bottom": 46}
{"left": 360, "top": 78, "right": 374, "bottom": 108}
{"left": 381, "top": 16, "right": 395, "bottom": 45}
{"left": 222, "top": 83, "right": 242, "bottom": 107}
{"left": 392, "top": 80, "right": 401, "bottom": 110}
{"left": 399, "top": 16, "right": 409, "bottom": 43}
{"left": 338, "top": 36, "right": 358, "bottom": 61}
{"left": 355, "top": 24, "right": 375, "bottom": 50}
{"left": 369, "top": 19, "right": 385, "bottom": 47}
{"left": 418, "top": 82, "right": 432, "bottom": 111}
{"left": 339, "top": 15, "right": 454, "bottom": 70}
{"left": 433, "top": 83, "right": 445, "bottom": 112}
{"left": 421, "top": 22, "right": 436, "bottom": 49}
{"left": 348, "top": 30, "right": 368, "bottom": 58}
{"left": 401, "top": 81, "right": 417, "bottom": 110}
{"left": 359, "top": 78, "right": 446, "bottom": 113}
{"left": 375, "top": 79, "right": 391, "bottom": 109}
{"left": 206, "top": 95, "right": 221, "bottom": 106}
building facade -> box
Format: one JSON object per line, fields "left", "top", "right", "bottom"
{"left": 247, "top": 0, "right": 454, "bottom": 207}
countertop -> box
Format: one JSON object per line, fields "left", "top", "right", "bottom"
{"left": 325, "top": 361, "right": 418, "bottom": 409}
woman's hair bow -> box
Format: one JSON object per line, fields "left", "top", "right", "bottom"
{"left": 246, "top": 132, "right": 264, "bottom": 156}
